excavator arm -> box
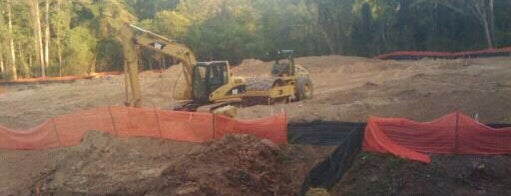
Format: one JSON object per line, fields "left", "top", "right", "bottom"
{"left": 120, "top": 24, "right": 197, "bottom": 107}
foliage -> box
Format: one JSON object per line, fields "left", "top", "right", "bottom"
{"left": 62, "top": 26, "right": 96, "bottom": 75}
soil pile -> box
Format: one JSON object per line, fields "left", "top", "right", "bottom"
{"left": 234, "top": 55, "right": 381, "bottom": 77}
{"left": 148, "top": 134, "right": 295, "bottom": 196}
{"left": 9, "top": 133, "right": 318, "bottom": 196}
{"left": 332, "top": 153, "right": 511, "bottom": 196}
{"left": 5, "top": 131, "right": 201, "bottom": 196}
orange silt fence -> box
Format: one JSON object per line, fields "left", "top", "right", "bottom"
{"left": 0, "top": 106, "right": 287, "bottom": 150}
{"left": 0, "top": 121, "right": 61, "bottom": 149}
{"left": 214, "top": 113, "right": 288, "bottom": 144}
{"left": 374, "top": 46, "right": 511, "bottom": 60}
{"left": 157, "top": 109, "right": 214, "bottom": 142}
{"left": 1, "top": 71, "right": 123, "bottom": 84}
{"left": 363, "top": 112, "right": 511, "bottom": 163}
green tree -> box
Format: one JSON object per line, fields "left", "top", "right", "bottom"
{"left": 62, "top": 26, "right": 97, "bottom": 75}
{"left": 124, "top": 0, "right": 179, "bottom": 20}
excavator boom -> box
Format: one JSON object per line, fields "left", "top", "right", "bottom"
{"left": 120, "top": 24, "right": 196, "bottom": 106}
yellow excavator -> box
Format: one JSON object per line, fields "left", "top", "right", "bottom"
{"left": 120, "top": 23, "right": 312, "bottom": 114}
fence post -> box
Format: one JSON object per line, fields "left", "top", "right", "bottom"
{"left": 108, "top": 106, "right": 119, "bottom": 136}
{"left": 454, "top": 112, "right": 460, "bottom": 154}
{"left": 212, "top": 113, "right": 216, "bottom": 140}
{"left": 152, "top": 104, "right": 163, "bottom": 138}
{"left": 267, "top": 97, "right": 273, "bottom": 116}
{"left": 51, "top": 118, "right": 63, "bottom": 147}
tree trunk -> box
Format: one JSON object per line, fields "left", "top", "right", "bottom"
{"left": 57, "top": 39, "right": 63, "bottom": 77}
{"left": 18, "top": 42, "right": 30, "bottom": 78}
{"left": 29, "top": 55, "right": 33, "bottom": 71}
{"left": 89, "top": 56, "right": 96, "bottom": 74}
{"left": 44, "top": 0, "right": 50, "bottom": 69}
{"left": 0, "top": 5, "right": 4, "bottom": 74}
{"left": 7, "top": 0, "right": 17, "bottom": 80}
{"left": 32, "top": 0, "right": 45, "bottom": 77}
{"left": 0, "top": 52, "right": 4, "bottom": 74}
{"left": 473, "top": 0, "right": 493, "bottom": 48}
{"left": 482, "top": 19, "right": 493, "bottom": 49}
{"left": 56, "top": 0, "right": 63, "bottom": 77}
{"left": 430, "top": 0, "right": 495, "bottom": 49}
{"left": 53, "top": 0, "right": 63, "bottom": 77}
{"left": 489, "top": 0, "right": 495, "bottom": 47}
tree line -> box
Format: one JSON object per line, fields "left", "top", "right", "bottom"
{"left": 0, "top": 0, "right": 510, "bottom": 80}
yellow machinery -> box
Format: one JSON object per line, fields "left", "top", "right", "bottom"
{"left": 121, "top": 24, "right": 245, "bottom": 111}
{"left": 242, "top": 50, "right": 313, "bottom": 104}
{"left": 120, "top": 24, "right": 312, "bottom": 113}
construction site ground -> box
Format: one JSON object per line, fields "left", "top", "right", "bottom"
{"left": 1, "top": 56, "right": 511, "bottom": 195}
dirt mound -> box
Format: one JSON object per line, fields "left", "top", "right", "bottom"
{"left": 238, "top": 59, "right": 265, "bottom": 67}
{"left": 235, "top": 58, "right": 272, "bottom": 77}
{"left": 234, "top": 55, "right": 381, "bottom": 77}
{"left": 149, "top": 134, "right": 294, "bottom": 196}
{"left": 25, "top": 131, "right": 201, "bottom": 195}
{"left": 332, "top": 153, "right": 511, "bottom": 196}
{"left": 143, "top": 64, "right": 186, "bottom": 103}
{"left": 16, "top": 134, "right": 321, "bottom": 196}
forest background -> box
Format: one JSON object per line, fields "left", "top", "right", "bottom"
{"left": 0, "top": 0, "right": 509, "bottom": 79}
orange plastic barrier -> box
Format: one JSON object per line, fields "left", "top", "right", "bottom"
{"left": 1, "top": 72, "right": 122, "bottom": 84}
{"left": 214, "top": 113, "right": 288, "bottom": 144}
{"left": 0, "top": 106, "right": 287, "bottom": 150}
{"left": 1, "top": 69, "right": 172, "bottom": 84}
{"left": 363, "top": 112, "right": 511, "bottom": 163}
{"left": 374, "top": 46, "right": 511, "bottom": 60}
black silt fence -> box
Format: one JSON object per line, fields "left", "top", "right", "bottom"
{"left": 487, "top": 123, "right": 511, "bottom": 128}
{"left": 288, "top": 121, "right": 365, "bottom": 146}
{"left": 289, "top": 121, "right": 511, "bottom": 195}
{"left": 381, "top": 51, "right": 511, "bottom": 61}
{"left": 288, "top": 122, "right": 365, "bottom": 195}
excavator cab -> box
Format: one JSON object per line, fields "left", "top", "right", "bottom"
{"left": 192, "top": 61, "right": 230, "bottom": 103}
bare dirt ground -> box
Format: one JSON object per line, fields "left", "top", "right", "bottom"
{"left": 236, "top": 56, "right": 511, "bottom": 123}
{"left": 0, "top": 131, "right": 332, "bottom": 195}
{"left": 1, "top": 55, "right": 511, "bottom": 195}
{"left": 0, "top": 65, "right": 187, "bottom": 129}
